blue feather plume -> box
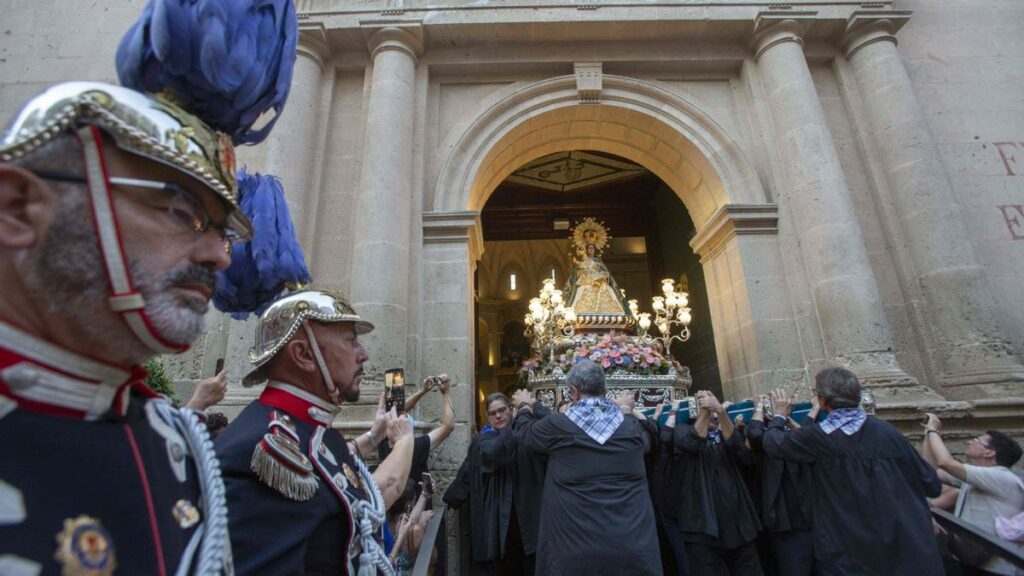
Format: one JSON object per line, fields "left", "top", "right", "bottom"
{"left": 116, "top": 0, "right": 298, "bottom": 146}
{"left": 214, "top": 170, "right": 311, "bottom": 318}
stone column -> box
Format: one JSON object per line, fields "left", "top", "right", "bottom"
{"left": 220, "top": 26, "right": 332, "bottom": 414}
{"left": 349, "top": 26, "right": 423, "bottom": 378}
{"left": 844, "top": 13, "right": 1024, "bottom": 400}
{"left": 260, "top": 24, "right": 331, "bottom": 251}
{"left": 753, "top": 15, "right": 940, "bottom": 403}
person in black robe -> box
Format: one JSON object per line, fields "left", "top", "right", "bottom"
{"left": 745, "top": 393, "right": 818, "bottom": 576}
{"left": 640, "top": 406, "right": 688, "bottom": 576}
{"left": 443, "top": 427, "right": 496, "bottom": 572}
{"left": 762, "top": 368, "right": 944, "bottom": 576}
{"left": 667, "top": 390, "right": 763, "bottom": 576}
{"left": 478, "top": 395, "right": 548, "bottom": 576}
{"left": 443, "top": 392, "right": 545, "bottom": 575}
{"left": 730, "top": 413, "right": 777, "bottom": 576}
{"left": 512, "top": 360, "right": 663, "bottom": 576}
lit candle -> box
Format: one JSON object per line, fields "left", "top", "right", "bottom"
{"left": 638, "top": 312, "right": 651, "bottom": 331}
{"left": 529, "top": 298, "right": 542, "bottom": 314}
{"left": 678, "top": 309, "right": 692, "bottom": 325}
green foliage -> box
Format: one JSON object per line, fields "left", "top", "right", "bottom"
{"left": 144, "top": 357, "right": 179, "bottom": 404}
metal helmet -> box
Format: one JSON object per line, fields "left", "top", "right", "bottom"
{"left": 243, "top": 288, "right": 374, "bottom": 387}
{"left": 0, "top": 81, "right": 251, "bottom": 240}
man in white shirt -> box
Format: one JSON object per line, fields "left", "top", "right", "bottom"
{"left": 923, "top": 414, "right": 1024, "bottom": 575}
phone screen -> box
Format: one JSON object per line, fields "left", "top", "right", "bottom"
{"left": 385, "top": 368, "right": 406, "bottom": 413}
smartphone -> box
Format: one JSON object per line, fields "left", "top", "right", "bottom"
{"left": 385, "top": 368, "right": 406, "bottom": 413}
{"left": 422, "top": 472, "right": 435, "bottom": 496}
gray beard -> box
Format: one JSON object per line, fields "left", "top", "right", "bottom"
{"left": 20, "top": 191, "right": 210, "bottom": 363}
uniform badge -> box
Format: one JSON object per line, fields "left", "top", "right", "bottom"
{"left": 54, "top": 515, "right": 117, "bottom": 576}
{"left": 172, "top": 499, "right": 201, "bottom": 529}
{"left": 342, "top": 463, "right": 361, "bottom": 490}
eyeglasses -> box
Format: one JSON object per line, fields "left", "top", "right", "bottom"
{"left": 34, "top": 171, "right": 241, "bottom": 243}
{"left": 487, "top": 405, "right": 509, "bottom": 417}
{"left": 969, "top": 437, "right": 992, "bottom": 450}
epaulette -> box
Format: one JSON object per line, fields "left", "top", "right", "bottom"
{"left": 251, "top": 411, "right": 318, "bottom": 501}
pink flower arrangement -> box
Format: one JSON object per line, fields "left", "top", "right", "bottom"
{"left": 520, "top": 332, "right": 673, "bottom": 377}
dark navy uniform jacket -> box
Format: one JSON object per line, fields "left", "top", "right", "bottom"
{"left": 216, "top": 381, "right": 377, "bottom": 576}
{"left": 0, "top": 322, "right": 228, "bottom": 576}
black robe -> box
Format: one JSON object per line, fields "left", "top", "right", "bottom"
{"left": 745, "top": 419, "right": 811, "bottom": 533}
{"left": 640, "top": 418, "right": 673, "bottom": 516}
{"left": 513, "top": 409, "right": 662, "bottom": 576}
{"left": 668, "top": 423, "right": 761, "bottom": 549}
{"left": 477, "top": 411, "right": 548, "bottom": 558}
{"left": 762, "top": 415, "right": 944, "bottom": 575}
{"left": 443, "top": 431, "right": 499, "bottom": 563}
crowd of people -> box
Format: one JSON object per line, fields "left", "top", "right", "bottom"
{"left": 445, "top": 363, "right": 1024, "bottom": 576}
{"left": 0, "top": 0, "right": 458, "bottom": 574}
{"left": 1, "top": 1, "right": 1022, "bottom": 575}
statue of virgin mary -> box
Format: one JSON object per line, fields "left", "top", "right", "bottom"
{"left": 564, "top": 218, "right": 631, "bottom": 317}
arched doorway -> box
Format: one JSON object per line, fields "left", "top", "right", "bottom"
{"left": 474, "top": 150, "right": 723, "bottom": 420}
{"left": 420, "top": 74, "right": 806, "bottom": 429}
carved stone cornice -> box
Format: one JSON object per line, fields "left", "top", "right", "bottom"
{"left": 297, "top": 22, "right": 331, "bottom": 70}
{"left": 423, "top": 210, "right": 484, "bottom": 261}
{"left": 690, "top": 204, "right": 779, "bottom": 261}
{"left": 361, "top": 20, "right": 424, "bottom": 63}
{"left": 751, "top": 11, "right": 817, "bottom": 62}
{"left": 842, "top": 10, "right": 912, "bottom": 59}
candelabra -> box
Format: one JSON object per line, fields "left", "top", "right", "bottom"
{"left": 632, "top": 278, "right": 692, "bottom": 357}
{"left": 523, "top": 278, "right": 577, "bottom": 365}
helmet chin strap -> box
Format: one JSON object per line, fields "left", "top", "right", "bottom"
{"left": 302, "top": 321, "right": 341, "bottom": 405}
{"left": 75, "top": 126, "right": 188, "bottom": 356}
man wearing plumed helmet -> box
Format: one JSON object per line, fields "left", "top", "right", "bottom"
{"left": 214, "top": 288, "right": 417, "bottom": 575}
{"left": 0, "top": 0, "right": 298, "bottom": 574}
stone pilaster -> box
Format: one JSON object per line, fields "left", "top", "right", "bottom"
{"left": 350, "top": 24, "right": 424, "bottom": 380}
{"left": 420, "top": 209, "right": 481, "bottom": 500}
{"left": 691, "top": 204, "right": 807, "bottom": 399}
{"left": 752, "top": 13, "right": 941, "bottom": 404}
{"left": 843, "top": 12, "right": 1024, "bottom": 400}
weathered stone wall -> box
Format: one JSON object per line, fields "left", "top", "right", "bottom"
{"left": 895, "top": 0, "right": 1024, "bottom": 358}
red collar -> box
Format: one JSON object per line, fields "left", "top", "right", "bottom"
{"left": 259, "top": 381, "right": 340, "bottom": 427}
{"left": 0, "top": 322, "right": 154, "bottom": 420}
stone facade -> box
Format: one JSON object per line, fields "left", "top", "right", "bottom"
{"left": 3, "top": 0, "right": 1023, "bottom": 570}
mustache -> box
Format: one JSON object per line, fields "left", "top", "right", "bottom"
{"left": 161, "top": 264, "right": 217, "bottom": 292}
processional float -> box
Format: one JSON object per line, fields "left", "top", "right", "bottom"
{"left": 520, "top": 217, "right": 693, "bottom": 410}
{"left": 519, "top": 217, "right": 876, "bottom": 421}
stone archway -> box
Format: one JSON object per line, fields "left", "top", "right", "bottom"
{"left": 420, "top": 74, "right": 807, "bottom": 417}
{"left": 434, "top": 74, "right": 764, "bottom": 223}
